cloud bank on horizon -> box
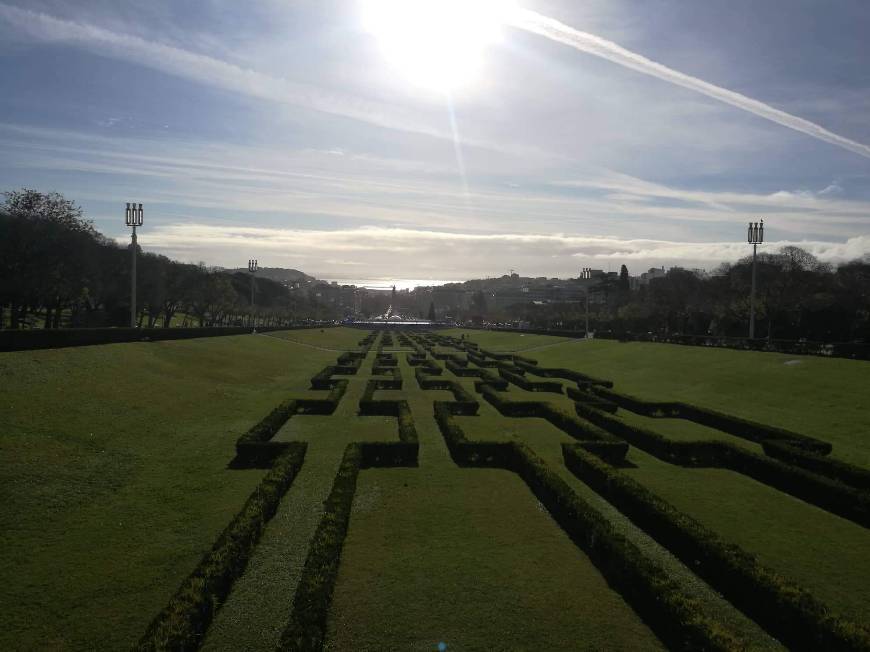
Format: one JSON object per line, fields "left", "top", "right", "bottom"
{"left": 1, "top": 0, "right": 869, "bottom": 279}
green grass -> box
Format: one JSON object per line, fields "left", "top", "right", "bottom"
{"left": 324, "top": 356, "right": 662, "bottom": 651}
{"left": 0, "top": 334, "right": 333, "bottom": 650}
{"left": 457, "top": 334, "right": 870, "bottom": 469}
{"left": 268, "top": 326, "right": 367, "bottom": 350}
{"left": 623, "top": 447, "right": 870, "bottom": 624}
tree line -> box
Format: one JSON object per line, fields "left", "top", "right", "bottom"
{"left": 503, "top": 252, "right": 870, "bottom": 342}
{"left": 0, "top": 189, "right": 335, "bottom": 329}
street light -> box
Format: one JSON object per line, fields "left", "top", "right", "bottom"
{"left": 125, "top": 202, "right": 144, "bottom": 328}
{"left": 581, "top": 267, "right": 591, "bottom": 335}
{"left": 747, "top": 219, "right": 764, "bottom": 339}
{"left": 248, "top": 259, "right": 258, "bottom": 324}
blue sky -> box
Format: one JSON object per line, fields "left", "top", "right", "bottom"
{"left": 1, "top": 0, "right": 869, "bottom": 281}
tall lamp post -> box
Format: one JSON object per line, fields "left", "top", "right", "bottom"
{"left": 248, "top": 259, "right": 258, "bottom": 326}
{"left": 125, "top": 203, "right": 144, "bottom": 328}
{"left": 747, "top": 219, "right": 764, "bottom": 339}
{"left": 581, "top": 267, "right": 591, "bottom": 335}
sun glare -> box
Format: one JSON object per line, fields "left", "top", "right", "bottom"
{"left": 362, "top": 0, "right": 515, "bottom": 93}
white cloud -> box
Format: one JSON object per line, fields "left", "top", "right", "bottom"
{"left": 135, "top": 223, "right": 870, "bottom": 279}
{"left": 510, "top": 8, "right": 870, "bottom": 160}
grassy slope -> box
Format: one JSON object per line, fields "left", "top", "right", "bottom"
{"left": 324, "top": 356, "right": 663, "bottom": 651}
{"left": 0, "top": 334, "right": 333, "bottom": 650}
{"left": 520, "top": 338, "right": 870, "bottom": 469}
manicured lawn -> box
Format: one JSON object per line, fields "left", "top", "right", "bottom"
{"left": 268, "top": 326, "right": 368, "bottom": 350}
{"left": 325, "top": 466, "right": 662, "bottom": 651}
{"left": 456, "top": 333, "right": 870, "bottom": 469}
{"left": 0, "top": 334, "right": 333, "bottom": 650}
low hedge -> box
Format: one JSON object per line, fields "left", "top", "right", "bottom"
{"left": 480, "top": 385, "right": 625, "bottom": 462}
{"left": 498, "top": 367, "right": 563, "bottom": 393}
{"left": 310, "top": 365, "right": 338, "bottom": 390}
{"left": 0, "top": 325, "right": 295, "bottom": 352}
{"left": 235, "top": 399, "right": 299, "bottom": 466}
{"left": 575, "top": 401, "right": 870, "bottom": 528}
{"left": 563, "top": 444, "right": 870, "bottom": 651}
{"left": 566, "top": 386, "right": 618, "bottom": 413}
{"left": 138, "top": 444, "right": 308, "bottom": 651}
{"left": 514, "top": 359, "right": 613, "bottom": 388}
{"left": 277, "top": 444, "right": 361, "bottom": 651}
{"left": 762, "top": 440, "right": 870, "bottom": 490}
{"left": 372, "top": 365, "right": 401, "bottom": 378}
{"left": 296, "top": 380, "right": 348, "bottom": 415}
{"left": 445, "top": 359, "right": 485, "bottom": 377}
{"left": 592, "top": 386, "right": 831, "bottom": 454}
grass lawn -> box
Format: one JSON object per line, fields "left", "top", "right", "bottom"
{"left": 624, "top": 447, "right": 870, "bottom": 624}
{"left": 268, "top": 326, "right": 367, "bottom": 350}
{"left": 324, "top": 354, "right": 662, "bottom": 650}
{"left": 455, "top": 333, "right": 870, "bottom": 469}
{"left": 0, "top": 334, "right": 333, "bottom": 650}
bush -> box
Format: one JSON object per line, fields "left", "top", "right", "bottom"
{"left": 514, "top": 359, "right": 613, "bottom": 388}
{"left": 138, "top": 444, "right": 307, "bottom": 651}
{"left": 563, "top": 444, "right": 870, "bottom": 651}
{"left": 566, "top": 386, "right": 618, "bottom": 413}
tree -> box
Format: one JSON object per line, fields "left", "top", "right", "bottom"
{"left": 427, "top": 301, "right": 436, "bottom": 321}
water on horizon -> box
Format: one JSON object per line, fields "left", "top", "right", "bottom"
{"left": 320, "top": 278, "right": 459, "bottom": 291}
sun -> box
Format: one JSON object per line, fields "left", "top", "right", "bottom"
{"left": 362, "top": 0, "right": 515, "bottom": 93}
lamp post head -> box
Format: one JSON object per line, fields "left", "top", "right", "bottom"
{"left": 747, "top": 219, "right": 764, "bottom": 244}
{"left": 125, "top": 202, "right": 143, "bottom": 227}
{"left": 248, "top": 259, "right": 258, "bottom": 273}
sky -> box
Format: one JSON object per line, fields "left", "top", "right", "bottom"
{"left": 1, "top": 0, "right": 870, "bottom": 282}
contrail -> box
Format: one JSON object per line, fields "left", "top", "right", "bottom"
{"left": 510, "top": 8, "right": 870, "bottom": 160}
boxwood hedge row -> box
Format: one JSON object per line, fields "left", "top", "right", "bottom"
{"left": 276, "top": 443, "right": 362, "bottom": 652}
{"left": 498, "top": 367, "right": 563, "bottom": 393}
{"left": 513, "top": 359, "right": 614, "bottom": 388}
{"left": 762, "top": 440, "right": 870, "bottom": 491}
{"left": 574, "top": 401, "right": 870, "bottom": 528}
{"left": 138, "top": 443, "right": 308, "bottom": 651}
{"left": 563, "top": 444, "right": 870, "bottom": 651}
{"left": 590, "top": 386, "right": 831, "bottom": 454}
{"left": 566, "top": 386, "right": 618, "bottom": 413}
{"left": 480, "top": 384, "right": 626, "bottom": 463}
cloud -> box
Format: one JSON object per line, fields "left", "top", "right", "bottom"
{"left": 135, "top": 223, "right": 870, "bottom": 279}
{"left": 0, "top": 2, "right": 544, "bottom": 157}
{"left": 510, "top": 8, "right": 870, "bottom": 160}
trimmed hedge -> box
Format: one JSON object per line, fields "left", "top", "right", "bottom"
{"left": 514, "top": 359, "right": 614, "bottom": 388}
{"left": 234, "top": 399, "right": 299, "bottom": 466}
{"left": 480, "top": 385, "right": 626, "bottom": 463}
{"left": 498, "top": 367, "right": 563, "bottom": 393}
{"left": 0, "top": 325, "right": 306, "bottom": 352}
{"left": 296, "top": 380, "right": 348, "bottom": 415}
{"left": 138, "top": 443, "right": 308, "bottom": 651}
{"left": 592, "top": 386, "right": 831, "bottom": 454}
{"left": 277, "top": 444, "right": 362, "bottom": 652}
{"left": 762, "top": 440, "right": 870, "bottom": 491}
{"left": 574, "top": 401, "right": 870, "bottom": 528}
{"left": 563, "top": 444, "right": 870, "bottom": 651}
{"left": 566, "top": 386, "right": 618, "bottom": 413}
{"left": 445, "top": 359, "right": 485, "bottom": 377}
